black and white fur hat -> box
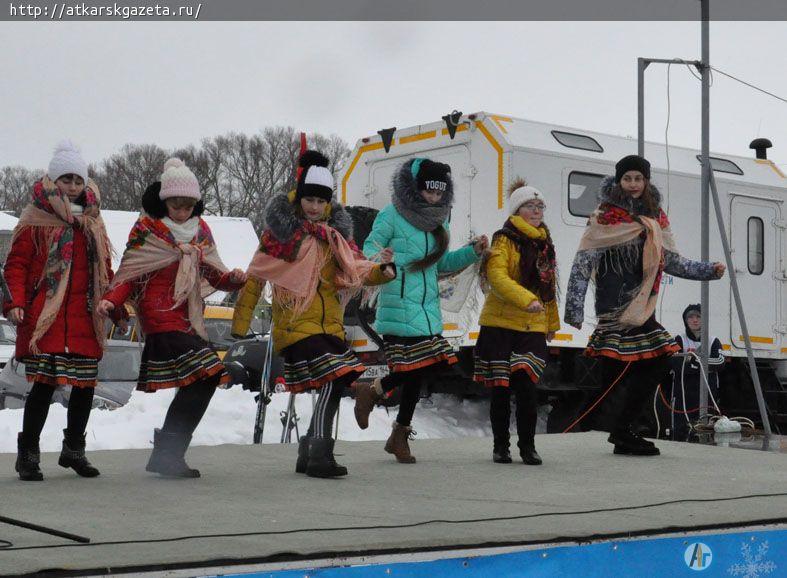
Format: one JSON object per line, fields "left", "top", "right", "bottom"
{"left": 295, "top": 150, "right": 333, "bottom": 202}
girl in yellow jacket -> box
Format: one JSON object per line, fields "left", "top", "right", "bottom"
{"left": 232, "top": 151, "right": 395, "bottom": 479}
{"left": 474, "top": 179, "right": 559, "bottom": 466}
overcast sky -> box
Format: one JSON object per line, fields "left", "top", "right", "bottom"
{"left": 1, "top": 21, "right": 786, "bottom": 170}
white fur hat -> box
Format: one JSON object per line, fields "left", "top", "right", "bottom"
{"left": 47, "top": 140, "right": 88, "bottom": 184}
{"left": 159, "top": 158, "right": 201, "bottom": 200}
{"left": 509, "top": 184, "right": 545, "bottom": 215}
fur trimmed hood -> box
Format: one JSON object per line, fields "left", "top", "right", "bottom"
{"left": 392, "top": 158, "right": 454, "bottom": 212}
{"left": 263, "top": 191, "right": 354, "bottom": 243}
{"left": 597, "top": 175, "right": 663, "bottom": 218}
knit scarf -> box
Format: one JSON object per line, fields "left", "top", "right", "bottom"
{"left": 12, "top": 177, "right": 112, "bottom": 354}
{"left": 579, "top": 203, "right": 676, "bottom": 329}
{"left": 392, "top": 189, "right": 451, "bottom": 232}
{"left": 484, "top": 216, "right": 557, "bottom": 302}
{"left": 108, "top": 215, "right": 228, "bottom": 341}
{"left": 247, "top": 219, "right": 377, "bottom": 317}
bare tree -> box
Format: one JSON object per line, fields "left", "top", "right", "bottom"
{"left": 0, "top": 166, "right": 42, "bottom": 215}
{"left": 94, "top": 144, "right": 169, "bottom": 211}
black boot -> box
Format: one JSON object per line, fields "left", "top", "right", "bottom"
{"left": 58, "top": 430, "right": 100, "bottom": 477}
{"left": 519, "top": 445, "right": 543, "bottom": 465}
{"left": 305, "top": 438, "right": 348, "bottom": 478}
{"left": 608, "top": 429, "right": 660, "bottom": 456}
{"left": 493, "top": 444, "right": 512, "bottom": 464}
{"left": 515, "top": 394, "right": 541, "bottom": 465}
{"left": 295, "top": 436, "right": 310, "bottom": 474}
{"left": 16, "top": 433, "right": 43, "bottom": 482}
{"left": 145, "top": 429, "right": 201, "bottom": 478}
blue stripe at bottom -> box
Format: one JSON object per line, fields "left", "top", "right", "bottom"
{"left": 210, "top": 527, "right": 786, "bottom": 578}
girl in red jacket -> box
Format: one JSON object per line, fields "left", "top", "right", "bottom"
{"left": 4, "top": 140, "right": 122, "bottom": 481}
{"left": 99, "top": 158, "right": 246, "bottom": 478}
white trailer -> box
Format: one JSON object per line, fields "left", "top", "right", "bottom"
{"left": 338, "top": 112, "right": 787, "bottom": 415}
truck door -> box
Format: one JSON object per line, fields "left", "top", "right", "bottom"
{"left": 730, "top": 195, "right": 781, "bottom": 351}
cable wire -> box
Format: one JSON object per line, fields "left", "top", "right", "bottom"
{"left": 711, "top": 66, "right": 787, "bottom": 105}
{"left": 4, "top": 492, "right": 787, "bottom": 552}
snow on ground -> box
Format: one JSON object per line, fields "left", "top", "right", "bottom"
{"left": 0, "top": 388, "right": 496, "bottom": 453}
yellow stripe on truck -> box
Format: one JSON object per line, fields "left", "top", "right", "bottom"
{"left": 341, "top": 141, "right": 388, "bottom": 204}
{"left": 490, "top": 115, "right": 513, "bottom": 134}
{"left": 440, "top": 124, "right": 469, "bottom": 136}
{"left": 739, "top": 335, "right": 774, "bottom": 344}
{"left": 399, "top": 131, "right": 436, "bottom": 145}
{"left": 756, "top": 159, "right": 786, "bottom": 179}
{"left": 475, "top": 120, "right": 505, "bottom": 209}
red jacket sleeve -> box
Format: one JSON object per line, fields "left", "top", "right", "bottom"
{"left": 2, "top": 227, "right": 34, "bottom": 316}
{"left": 102, "top": 281, "right": 134, "bottom": 312}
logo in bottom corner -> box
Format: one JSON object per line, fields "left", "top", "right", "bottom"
{"left": 685, "top": 542, "right": 713, "bottom": 571}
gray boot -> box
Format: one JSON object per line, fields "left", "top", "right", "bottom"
{"left": 145, "top": 429, "right": 200, "bottom": 478}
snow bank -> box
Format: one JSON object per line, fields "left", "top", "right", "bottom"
{"left": 0, "top": 389, "right": 495, "bottom": 453}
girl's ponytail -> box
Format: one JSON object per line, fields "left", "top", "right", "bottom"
{"left": 408, "top": 225, "right": 449, "bottom": 272}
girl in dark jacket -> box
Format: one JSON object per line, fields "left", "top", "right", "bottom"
{"left": 4, "top": 140, "right": 122, "bottom": 481}
{"left": 99, "top": 158, "right": 247, "bottom": 478}
{"left": 668, "top": 304, "right": 724, "bottom": 438}
{"left": 564, "top": 155, "right": 725, "bottom": 456}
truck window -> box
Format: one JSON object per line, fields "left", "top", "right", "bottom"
{"left": 695, "top": 155, "right": 744, "bottom": 175}
{"left": 568, "top": 172, "right": 604, "bottom": 217}
{"left": 747, "top": 216, "right": 764, "bottom": 275}
{"left": 551, "top": 130, "right": 603, "bottom": 153}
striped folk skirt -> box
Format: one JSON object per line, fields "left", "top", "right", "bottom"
{"left": 137, "top": 331, "right": 229, "bottom": 392}
{"left": 382, "top": 334, "right": 458, "bottom": 374}
{"left": 23, "top": 354, "right": 99, "bottom": 389}
{"left": 473, "top": 326, "right": 548, "bottom": 387}
{"left": 585, "top": 316, "right": 679, "bottom": 361}
{"left": 280, "top": 334, "right": 366, "bottom": 393}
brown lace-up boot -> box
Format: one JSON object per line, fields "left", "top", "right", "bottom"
{"left": 384, "top": 421, "right": 417, "bottom": 463}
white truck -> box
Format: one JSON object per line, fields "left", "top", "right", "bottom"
{"left": 338, "top": 111, "right": 787, "bottom": 430}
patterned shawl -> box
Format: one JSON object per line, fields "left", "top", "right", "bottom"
{"left": 247, "top": 219, "right": 377, "bottom": 317}
{"left": 12, "top": 177, "right": 111, "bottom": 353}
{"left": 108, "top": 215, "right": 228, "bottom": 341}
{"left": 578, "top": 203, "right": 676, "bottom": 329}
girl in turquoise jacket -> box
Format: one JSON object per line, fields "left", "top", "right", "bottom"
{"left": 353, "top": 158, "right": 487, "bottom": 463}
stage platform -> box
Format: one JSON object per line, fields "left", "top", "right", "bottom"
{"left": 0, "top": 432, "right": 785, "bottom": 577}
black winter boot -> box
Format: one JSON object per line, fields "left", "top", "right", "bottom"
{"left": 58, "top": 430, "right": 100, "bottom": 477}
{"left": 295, "top": 436, "right": 310, "bottom": 474}
{"left": 305, "top": 438, "right": 348, "bottom": 478}
{"left": 493, "top": 446, "right": 512, "bottom": 464}
{"left": 16, "top": 433, "right": 43, "bottom": 481}
{"left": 608, "top": 429, "right": 660, "bottom": 456}
{"left": 519, "top": 445, "right": 543, "bottom": 465}
{"left": 145, "top": 429, "right": 201, "bottom": 478}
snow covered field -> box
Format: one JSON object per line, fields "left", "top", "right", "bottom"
{"left": 0, "top": 388, "right": 497, "bottom": 453}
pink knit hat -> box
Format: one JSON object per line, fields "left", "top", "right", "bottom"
{"left": 159, "top": 158, "right": 200, "bottom": 200}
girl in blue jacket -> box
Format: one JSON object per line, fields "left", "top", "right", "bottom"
{"left": 354, "top": 158, "right": 487, "bottom": 463}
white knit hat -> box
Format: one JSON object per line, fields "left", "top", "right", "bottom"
{"left": 509, "top": 184, "right": 545, "bottom": 216}
{"left": 159, "top": 158, "right": 200, "bottom": 200}
{"left": 47, "top": 140, "right": 88, "bottom": 184}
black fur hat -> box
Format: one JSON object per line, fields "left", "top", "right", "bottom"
{"left": 615, "top": 155, "right": 651, "bottom": 182}
{"left": 141, "top": 181, "right": 205, "bottom": 219}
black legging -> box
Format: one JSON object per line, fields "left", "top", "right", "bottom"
{"left": 161, "top": 376, "right": 220, "bottom": 435}
{"left": 21, "top": 382, "right": 94, "bottom": 443}
{"left": 601, "top": 356, "right": 670, "bottom": 434}
{"left": 305, "top": 373, "right": 355, "bottom": 439}
{"left": 489, "top": 372, "right": 538, "bottom": 449}
{"left": 380, "top": 370, "right": 423, "bottom": 427}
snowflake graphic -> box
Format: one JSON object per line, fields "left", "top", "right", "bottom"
{"left": 727, "top": 541, "right": 777, "bottom": 578}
